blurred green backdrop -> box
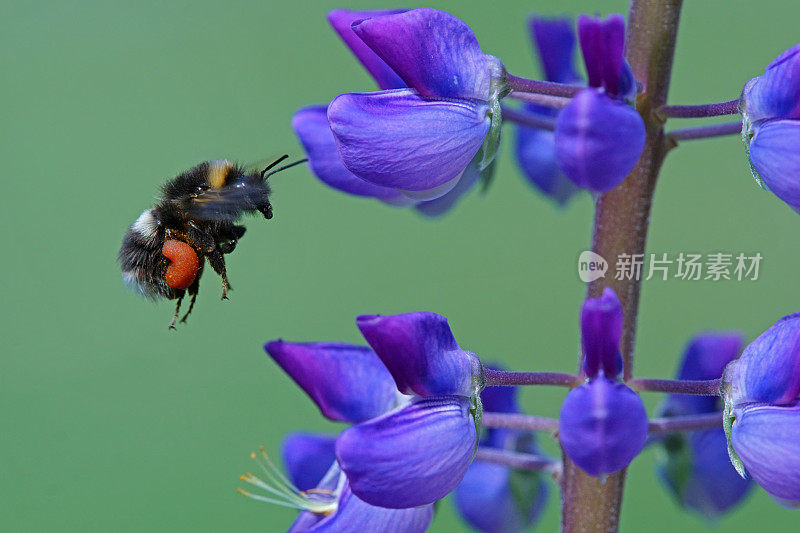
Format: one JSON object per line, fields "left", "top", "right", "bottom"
{"left": 2, "top": 0, "right": 799, "bottom": 531}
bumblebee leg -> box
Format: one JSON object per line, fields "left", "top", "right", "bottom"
{"left": 186, "top": 221, "right": 216, "bottom": 253}
{"left": 169, "top": 294, "right": 184, "bottom": 330}
{"left": 205, "top": 249, "right": 230, "bottom": 299}
{"left": 180, "top": 293, "right": 198, "bottom": 323}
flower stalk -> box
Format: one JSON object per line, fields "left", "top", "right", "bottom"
{"left": 629, "top": 377, "right": 721, "bottom": 395}
{"left": 475, "top": 447, "right": 561, "bottom": 474}
{"left": 648, "top": 412, "right": 723, "bottom": 434}
{"left": 668, "top": 121, "right": 742, "bottom": 141}
{"left": 501, "top": 106, "right": 557, "bottom": 131}
{"left": 660, "top": 98, "right": 740, "bottom": 118}
{"left": 483, "top": 368, "right": 580, "bottom": 387}
{"left": 481, "top": 412, "right": 560, "bottom": 433}
{"left": 505, "top": 73, "right": 583, "bottom": 97}
{"left": 562, "top": 2, "right": 684, "bottom": 532}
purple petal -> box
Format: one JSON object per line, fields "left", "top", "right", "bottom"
{"left": 414, "top": 159, "right": 482, "bottom": 217}
{"left": 657, "top": 428, "right": 751, "bottom": 518}
{"left": 581, "top": 287, "right": 623, "bottom": 378}
{"left": 454, "top": 460, "right": 548, "bottom": 533}
{"left": 530, "top": 16, "right": 581, "bottom": 84}
{"left": 743, "top": 43, "right": 800, "bottom": 123}
{"left": 749, "top": 120, "right": 800, "bottom": 212}
{"left": 724, "top": 312, "right": 800, "bottom": 408}
{"left": 265, "top": 341, "right": 397, "bottom": 423}
{"left": 289, "top": 469, "right": 434, "bottom": 533}
{"left": 327, "top": 9, "right": 407, "bottom": 91}
{"left": 282, "top": 433, "right": 337, "bottom": 492}
{"left": 662, "top": 333, "right": 743, "bottom": 416}
{"left": 356, "top": 312, "right": 482, "bottom": 397}
{"left": 294, "top": 482, "right": 434, "bottom": 532}
{"left": 559, "top": 378, "right": 648, "bottom": 476}
{"left": 292, "top": 105, "right": 412, "bottom": 205}
{"left": 336, "top": 396, "right": 477, "bottom": 508}
{"left": 731, "top": 404, "right": 800, "bottom": 507}
{"left": 577, "top": 14, "right": 626, "bottom": 96}
{"left": 328, "top": 89, "right": 490, "bottom": 192}
{"left": 555, "top": 88, "right": 645, "bottom": 193}
{"left": 514, "top": 104, "right": 580, "bottom": 205}
{"left": 352, "top": 8, "right": 490, "bottom": 101}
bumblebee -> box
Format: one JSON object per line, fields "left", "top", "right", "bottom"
{"left": 119, "top": 156, "right": 305, "bottom": 328}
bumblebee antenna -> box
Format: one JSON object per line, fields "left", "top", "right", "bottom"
{"left": 262, "top": 158, "right": 308, "bottom": 180}
{"left": 260, "top": 155, "right": 289, "bottom": 179}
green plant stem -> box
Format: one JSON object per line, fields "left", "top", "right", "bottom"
{"left": 560, "top": 2, "right": 684, "bottom": 532}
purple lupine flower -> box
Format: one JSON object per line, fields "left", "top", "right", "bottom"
{"left": 559, "top": 288, "right": 648, "bottom": 476}
{"left": 266, "top": 312, "right": 485, "bottom": 509}
{"left": 327, "top": 8, "right": 504, "bottom": 201}
{"left": 723, "top": 312, "right": 800, "bottom": 408}
{"left": 747, "top": 120, "right": 800, "bottom": 213}
{"left": 292, "top": 106, "right": 412, "bottom": 206}
{"left": 515, "top": 16, "right": 581, "bottom": 205}
{"left": 336, "top": 395, "right": 477, "bottom": 508}
{"left": 356, "top": 312, "right": 483, "bottom": 398}
{"left": 334, "top": 312, "right": 483, "bottom": 507}
{"left": 241, "top": 440, "right": 434, "bottom": 532}
{"left": 554, "top": 14, "right": 645, "bottom": 193}
{"left": 728, "top": 404, "right": 800, "bottom": 508}
{"left": 740, "top": 43, "right": 800, "bottom": 213}
{"left": 295, "top": 8, "right": 494, "bottom": 214}
{"left": 741, "top": 43, "right": 800, "bottom": 124}
{"left": 292, "top": 10, "right": 415, "bottom": 207}
{"left": 454, "top": 375, "right": 549, "bottom": 533}
{"left": 656, "top": 333, "right": 751, "bottom": 518}
{"left": 265, "top": 341, "right": 397, "bottom": 423}
{"left": 283, "top": 433, "right": 337, "bottom": 492}
{"left": 721, "top": 312, "right": 800, "bottom": 505}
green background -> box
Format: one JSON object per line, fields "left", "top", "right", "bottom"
{"left": 2, "top": 0, "right": 799, "bottom": 531}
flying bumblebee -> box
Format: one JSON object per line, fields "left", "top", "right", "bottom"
{"left": 119, "top": 156, "right": 305, "bottom": 328}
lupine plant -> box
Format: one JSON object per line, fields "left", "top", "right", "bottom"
{"left": 241, "top": 4, "right": 800, "bottom": 531}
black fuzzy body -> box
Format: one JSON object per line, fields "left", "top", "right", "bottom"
{"left": 118, "top": 159, "right": 270, "bottom": 306}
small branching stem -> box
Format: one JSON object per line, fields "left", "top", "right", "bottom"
{"left": 484, "top": 368, "right": 580, "bottom": 387}
{"left": 475, "top": 447, "right": 561, "bottom": 475}
{"left": 648, "top": 412, "right": 723, "bottom": 434}
{"left": 500, "top": 106, "right": 556, "bottom": 131}
{"left": 505, "top": 73, "right": 583, "bottom": 98}
{"left": 660, "top": 98, "right": 740, "bottom": 118}
{"left": 481, "top": 412, "right": 559, "bottom": 433}
{"left": 629, "top": 377, "right": 721, "bottom": 395}
{"left": 668, "top": 121, "right": 742, "bottom": 141}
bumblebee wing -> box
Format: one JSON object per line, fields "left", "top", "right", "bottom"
{"left": 183, "top": 181, "right": 269, "bottom": 221}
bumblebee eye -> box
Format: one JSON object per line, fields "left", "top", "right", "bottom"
{"left": 162, "top": 240, "right": 199, "bottom": 290}
{"left": 218, "top": 239, "right": 237, "bottom": 254}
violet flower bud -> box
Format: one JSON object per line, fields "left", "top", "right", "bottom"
{"left": 581, "top": 286, "right": 623, "bottom": 378}
{"left": 554, "top": 14, "right": 645, "bottom": 193}
{"left": 559, "top": 377, "right": 648, "bottom": 477}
